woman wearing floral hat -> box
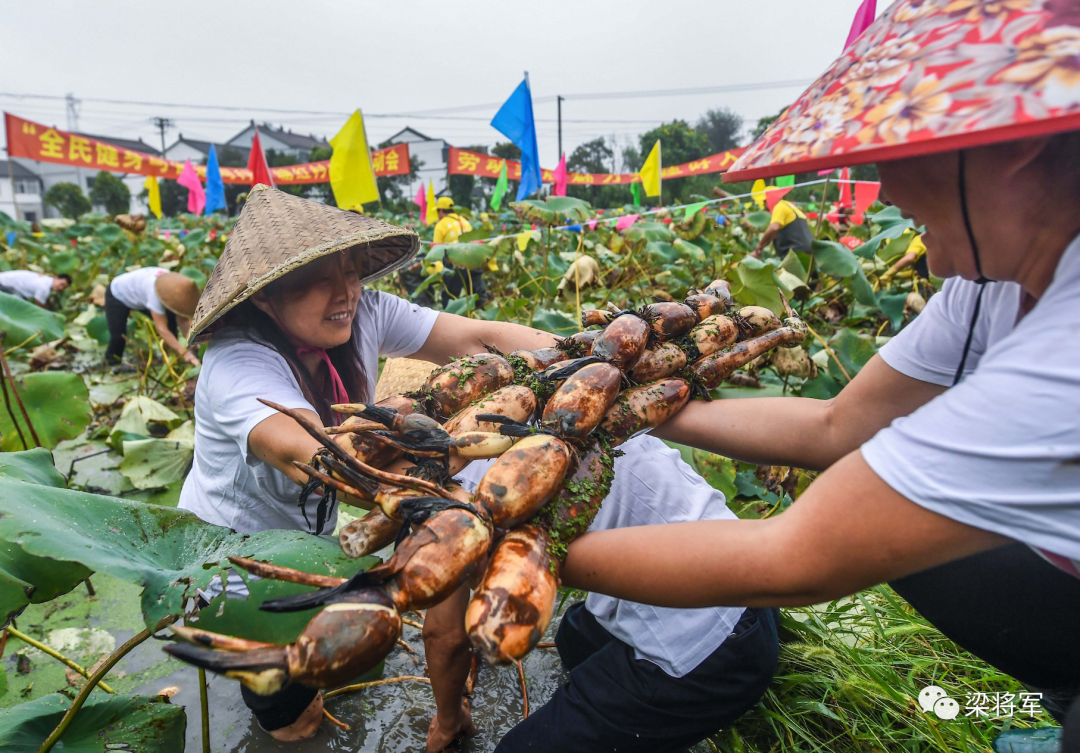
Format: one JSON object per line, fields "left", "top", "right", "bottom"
{"left": 563, "top": 0, "right": 1080, "bottom": 747}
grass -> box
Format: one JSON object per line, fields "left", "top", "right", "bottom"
{"left": 709, "top": 586, "right": 1056, "bottom": 752}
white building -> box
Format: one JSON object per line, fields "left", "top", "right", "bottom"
{"left": 164, "top": 135, "right": 249, "bottom": 167}
{"left": 226, "top": 121, "right": 329, "bottom": 161}
{"left": 386, "top": 127, "right": 448, "bottom": 198}
{"left": 13, "top": 133, "right": 159, "bottom": 218}
{"left": 0, "top": 160, "right": 45, "bottom": 223}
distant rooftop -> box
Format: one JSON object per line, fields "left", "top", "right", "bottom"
{"left": 0, "top": 160, "right": 43, "bottom": 180}
{"left": 247, "top": 121, "right": 329, "bottom": 150}
{"left": 170, "top": 134, "right": 250, "bottom": 158}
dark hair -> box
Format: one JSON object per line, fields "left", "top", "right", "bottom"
{"left": 56, "top": 274, "right": 72, "bottom": 285}
{"left": 221, "top": 298, "right": 368, "bottom": 425}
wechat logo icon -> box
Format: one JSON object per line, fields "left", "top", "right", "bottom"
{"left": 919, "top": 685, "right": 960, "bottom": 720}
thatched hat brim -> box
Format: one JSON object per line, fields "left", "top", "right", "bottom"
{"left": 190, "top": 185, "right": 418, "bottom": 340}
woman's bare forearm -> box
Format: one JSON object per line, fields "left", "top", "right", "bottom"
{"left": 654, "top": 355, "right": 947, "bottom": 471}
{"left": 561, "top": 452, "right": 1010, "bottom": 609}
{"left": 417, "top": 313, "right": 558, "bottom": 364}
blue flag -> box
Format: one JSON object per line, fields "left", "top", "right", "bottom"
{"left": 491, "top": 77, "right": 541, "bottom": 201}
{"left": 204, "top": 145, "right": 227, "bottom": 215}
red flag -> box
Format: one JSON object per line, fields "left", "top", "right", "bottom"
{"left": 837, "top": 168, "right": 852, "bottom": 208}
{"left": 852, "top": 181, "right": 882, "bottom": 225}
{"left": 552, "top": 154, "right": 567, "bottom": 197}
{"left": 765, "top": 186, "right": 794, "bottom": 211}
{"left": 247, "top": 130, "right": 275, "bottom": 187}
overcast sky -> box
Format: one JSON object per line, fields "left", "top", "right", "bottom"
{"left": 2, "top": 0, "right": 874, "bottom": 167}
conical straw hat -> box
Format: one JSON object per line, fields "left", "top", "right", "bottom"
{"left": 190, "top": 185, "right": 418, "bottom": 339}
{"left": 374, "top": 357, "right": 438, "bottom": 402}
{"left": 154, "top": 272, "right": 200, "bottom": 319}
{"left": 725, "top": 0, "right": 1080, "bottom": 182}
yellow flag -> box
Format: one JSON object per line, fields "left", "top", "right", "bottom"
{"left": 425, "top": 181, "right": 438, "bottom": 226}
{"left": 143, "top": 175, "right": 162, "bottom": 219}
{"left": 640, "top": 140, "right": 662, "bottom": 198}
{"left": 751, "top": 179, "right": 767, "bottom": 209}
{"left": 329, "top": 110, "right": 380, "bottom": 209}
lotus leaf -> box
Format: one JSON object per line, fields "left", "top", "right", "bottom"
{"left": 0, "top": 371, "right": 93, "bottom": 451}
{"left": 0, "top": 291, "right": 65, "bottom": 347}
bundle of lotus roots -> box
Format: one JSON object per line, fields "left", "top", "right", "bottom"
{"left": 165, "top": 278, "right": 806, "bottom": 695}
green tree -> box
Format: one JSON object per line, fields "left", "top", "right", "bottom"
{"left": 88, "top": 171, "right": 132, "bottom": 216}
{"left": 567, "top": 137, "right": 632, "bottom": 207}
{"left": 695, "top": 108, "right": 743, "bottom": 153}
{"left": 43, "top": 182, "right": 91, "bottom": 219}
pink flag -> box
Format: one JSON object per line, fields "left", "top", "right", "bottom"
{"left": 818, "top": 168, "right": 835, "bottom": 176}
{"left": 177, "top": 160, "right": 206, "bottom": 215}
{"left": 765, "top": 186, "right": 794, "bottom": 211}
{"left": 615, "top": 214, "right": 638, "bottom": 232}
{"left": 587, "top": 219, "right": 597, "bottom": 231}
{"left": 844, "top": 0, "right": 877, "bottom": 50}
{"left": 552, "top": 154, "right": 568, "bottom": 197}
{"left": 852, "top": 181, "right": 882, "bottom": 225}
{"left": 414, "top": 184, "right": 426, "bottom": 219}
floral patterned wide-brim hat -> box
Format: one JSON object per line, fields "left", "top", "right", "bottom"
{"left": 724, "top": 0, "right": 1080, "bottom": 182}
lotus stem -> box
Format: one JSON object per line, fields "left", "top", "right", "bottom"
{"left": 5, "top": 626, "right": 116, "bottom": 694}
{"left": 199, "top": 667, "right": 211, "bottom": 753}
{"left": 322, "top": 675, "right": 432, "bottom": 700}
{"left": 323, "top": 708, "right": 351, "bottom": 731}
{"left": 228, "top": 555, "right": 347, "bottom": 588}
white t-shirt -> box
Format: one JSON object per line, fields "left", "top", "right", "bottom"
{"left": 109, "top": 267, "right": 168, "bottom": 314}
{"left": 178, "top": 291, "right": 439, "bottom": 534}
{"left": 0, "top": 270, "right": 53, "bottom": 304}
{"left": 455, "top": 435, "right": 745, "bottom": 678}
{"left": 862, "top": 233, "right": 1080, "bottom": 578}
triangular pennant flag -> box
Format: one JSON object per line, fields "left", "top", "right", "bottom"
{"left": 204, "top": 145, "right": 227, "bottom": 215}
{"left": 177, "top": 160, "right": 206, "bottom": 215}
{"left": 491, "top": 160, "right": 508, "bottom": 211}
{"left": 838, "top": 168, "right": 852, "bottom": 208}
{"left": 640, "top": 141, "right": 661, "bottom": 198}
{"left": 852, "top": 181, "right": 882, "bottom": 225}
{"left": 630, "top": 182, "right": 641, "bottom": 206}
{"left": 683, "top": 201, "right": 708, "bottom": 220}
{"left": 776, "top": 175, "right": 795, "bottom": 187}
{"left": 247, "top": 129, "right": 275, "bottom": 187}
{"left": 143, "top": 175, "right": 162, "bottom": 219}
{"left": 765, "top": 186, "right": 794, "bottom": 211}
{"left": 329, "top": 110, "right": 380, "bottom": 210}
{"left": 615, "top": 214, "right": 639, "bottom": 231}
{"left": 751, "top": 179, "right": 767, "bottom": 209}
{"left": 553, "top": 153, "right": 567, "bottom": 197}
{"left": 425, "top": 181, "right": 437, "bottom": 226}
{"left": 844, "top": 0, "right": 877, "bottom": 50}
{"left": 414, "top": 184, "right": 427, "bottom": 220}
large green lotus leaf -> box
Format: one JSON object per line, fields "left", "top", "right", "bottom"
{"left": 671, "top": 237, "right": 706, "bottom": 263}
{"left": 0, "top": 450, "right": 91, "bottom": 627}
{"left": 878, "top": 292, "right": 909, "bottom": 332}
{"left": 86, "top": 314, "right": 110, "bottom": 344}
{"left": 109, "top": 396, "right": 182, "bottom": 444}
{"left": 49, "top": 251, "right": 79, "bottom": 275}
{"left": 510, "top": 197, "right": 591, "bottom": 225}
{"left": 0, "top": 693, "right": 185, "bottom": 752}
{"left": 0, "top": 478, "right": 375, "bottom": 634}
{"left": 531, "top": 308, "right": 578, "bottom": 337}
{"left": 119, "top": 436, "right": 194, "bottom": 490}
{"left": 850, "top": 267, "right": 879, "bottom": 309}
{"left": 730, "top": 257, "right": 784, "bottom": 315}
{"left": 182, "top": 228, "right": 208, "bottom": 248}
{"left": 622, "top": 222, "right": 674, "bottom": 242}
{"left": 442, "top": 243, "right": 494, "bottom": 271}
{"left": 780, "top": 250, "right": 810, "bottom": 282}
{"left": 828, "top": 328, "right": 878, "bottom": 380}
{"left": 0, "top": 291, "right": 65, "bottom": 348}
{"left": 775, "top": 268, "right": 810, "bottom": 300}
{"left": 692, "top": 449, "right": 738, "bottom": 502}
{"left": 810, "top": 240, "right": 861, "bottom": 278}
{"left": 178, "top": 265, "right": 207, "bottom": 289}
{"left": 64, "top": 223, "right": 94, "bottom": 239}
{"left": 645, "top": 241, "right": 679, "bottom": 265}
{"left": 98, "top": 224, "right": 124, "bottom": 244}
{"left": 746, "top": 211, "right": 772, "bottom": 230}
{"left": 0, "top": 372, "right": 93, "bottom": 451}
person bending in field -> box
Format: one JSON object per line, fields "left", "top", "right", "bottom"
{"left": 0, "top": 270, "right": 69, "bottom": 308}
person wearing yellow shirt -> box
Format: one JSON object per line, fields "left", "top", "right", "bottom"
{"left": 754, "top": 199, "right": 814, "bottom": 258}
{"left": 882, "top": 231, "right": 929, "bottom": 280}
{"left": 432, "top": 197, "right": 488, "bottom": 303}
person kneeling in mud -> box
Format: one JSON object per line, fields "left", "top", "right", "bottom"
{"left": 424, "top": 436, "right": 778, "bottom": 753}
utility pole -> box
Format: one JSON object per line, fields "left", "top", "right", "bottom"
{"left": 150, "top": 117, "right": 174, "bottom": 158}
{"left": 65, "top": 93, "right": 81, "bottom": 132}
{"left": 557, "top": 95, "right": 564, "bottom": 159}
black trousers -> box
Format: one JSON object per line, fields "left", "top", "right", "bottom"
{"left": 496, "top": 603, "right": 779, "bottom": 753}
{"left": 891, "top": 542, "right": 1080, "bottom": 746}
{"left": 104, "top": 285, "right": 175, "bottom": 364}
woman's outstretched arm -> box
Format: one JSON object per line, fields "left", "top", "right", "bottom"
{"left": 414, "top": 312, "right": 559, "bottom": 365}
{"left": 561, "top": 450, "right": 1009, "bottom": 609}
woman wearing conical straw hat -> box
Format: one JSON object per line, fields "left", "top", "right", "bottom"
{"left": 177, "top": 184, "right": 558, "bottom": 740}
{"left": 561, "top": 0, "right": 1080, "bottom": 748}
{"left": 104, "top": 267, "right": 201, "bottom": 367}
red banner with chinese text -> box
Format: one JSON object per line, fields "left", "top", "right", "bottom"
{"left": 3, "top": 113, "right": 409, "bottom": 186}
{"left": 447, "top": 146, "right": 746, "bottom": 185}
